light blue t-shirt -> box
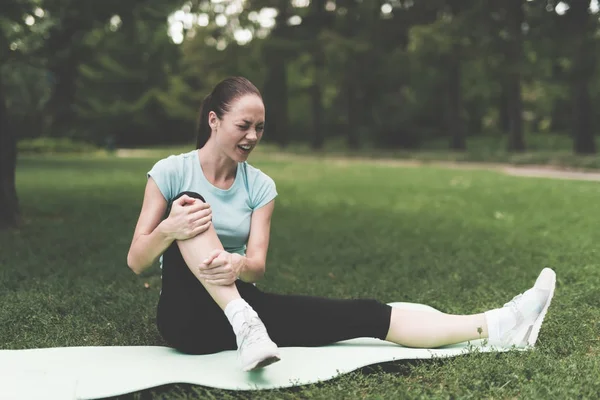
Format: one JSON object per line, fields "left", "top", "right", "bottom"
{"left": 147, "top": 150, "right": 277, "bottom": 257}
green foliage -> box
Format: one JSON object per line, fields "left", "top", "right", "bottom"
{"left": 0, "top": 0, "right": 56, "bottom": 137}
{"left": 0, "top": 63, "right": 51, "bottom": 137}
{"left": 3, "top": 152, "right": 600, "bottom": 398}
{"left": 2, "top": 0, "right": 600, "bottom": 152}
{"left": 73, "top": 2, "right": 187, "bottom": 146}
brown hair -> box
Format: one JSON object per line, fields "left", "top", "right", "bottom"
{"left": 196, "top": 76, "right": 262, "bottom": 149}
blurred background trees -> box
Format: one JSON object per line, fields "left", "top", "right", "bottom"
{"left": 2, "top": 0, "right": 600, "bottom": 226}
{"left": 0, "top": 0, "right": 600, "bottom": 226}
{"left": 3, "top": 0, "right": 599, "bottom": 152}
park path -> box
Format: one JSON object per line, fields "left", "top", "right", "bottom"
{"left": 260, "top": 153, "right": 600, "bottom": 182}
{"left": 116, "top": 149, "right": 600, "bottom": 182}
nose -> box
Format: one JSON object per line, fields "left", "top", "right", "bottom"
{"left": 245, "top": 129, "right": 258, "bottom": 141}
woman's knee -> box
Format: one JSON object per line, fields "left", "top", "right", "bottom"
{"left": 174, "top": 191, "right": 206, "bottom": 203}
{"left": 167, "top": 191, "right": 207, "bottom": 216}
{"left": 165, "top": 191, "right": 206, "bottom": 215}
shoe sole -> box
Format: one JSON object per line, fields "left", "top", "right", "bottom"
{"left": 526, "top": 269, "right": 556, "bottom": 347}
{"left": 243, "top": 354, "right": 281, "bottom": 372}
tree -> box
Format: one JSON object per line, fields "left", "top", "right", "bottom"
{"left": 0, "top": 0, "right": 186, "bottom": 228}
{"left": 76, "top": 1, "right": 187, "bottom": 146}
{"left": 0, "top": 0, "right": 37, "bottom": 229}
{"left": 261, "top": 0, "right": 293, "bottom": 148}
{"left": 566, "top": 0, "right": 597, "bottom": 154}
{"left": 505, "top": 0, "right": 526, "bottom": 151}
{"left": 0, "top": 63, "right": 19, "bottom": 228}
{"left": 442, "top": 1, "right": 470, "bottom": 151}
{"left": 306, "top": 0, "right": 328, "bottom": 150}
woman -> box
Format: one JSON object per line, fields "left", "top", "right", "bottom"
{"left": 127, "top": 77, "right": 556, "bottom": 372}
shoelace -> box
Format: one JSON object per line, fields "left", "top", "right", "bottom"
{"left": 496, "top": 292, "right": 525, "bottom": 344}
{"left": 503, "top": 293, "right": 523, "bottom": 318}
{"left": 237, "top": 309, "right": 270, "bottom": 349}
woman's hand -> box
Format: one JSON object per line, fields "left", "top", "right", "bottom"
{"left": 160, "top": 195, "right": 212, "bottom": 240}
{"left": 198, "top": 249, "right": 244, "bottom": 286}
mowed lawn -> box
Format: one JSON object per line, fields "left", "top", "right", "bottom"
{"left": 1, "top": 151, "right": 599, "bottom": 399}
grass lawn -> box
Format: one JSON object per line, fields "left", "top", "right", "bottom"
{"left": 2, "top": 150, "right": 599, "bottom": 399}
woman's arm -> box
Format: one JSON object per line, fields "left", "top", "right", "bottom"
{"left": 127, "top": 178, "right": 211, "bottom": 274}
{"left": 127, "top": 178, "right": 174, "bottom": 274}
{"left": 237, "top": 199, "right": 275, "bottom": 283}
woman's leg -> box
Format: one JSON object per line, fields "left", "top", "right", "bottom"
{"left": 160, "top": 216, "right": 555, "bottom": 355}
{"left": 389, "top": 266, "right": 555, "bottom": 348}
{"left": 246, "top": 291, "right": 393, "bottom": 347}
{"left": 243, "top": 289, "right": 486, "bottom": 348}
{"left": 162, "top": 192, "right": 280, "bottom": 370}
{"left": 156, "top": 280, "right": 237, "bottom": 355}
{"left": 385, "top": 309, "right": 487, "bottom": 348}
{"left": 242, "top": 268, "right": 555, "bottom": 350}
{"left": 174, "top": 205, "right": 238, "bottom": 310}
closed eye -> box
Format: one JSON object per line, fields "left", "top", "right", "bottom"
{"left": 238, "top": 124, "right": 264, "bottom": 132}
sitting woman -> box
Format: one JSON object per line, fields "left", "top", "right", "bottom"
{"left": 126, "top": 76, "right": 556, "bottom": 372}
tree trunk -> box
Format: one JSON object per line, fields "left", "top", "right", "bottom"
{"left": 345, "top": 73, "right": 360, "bottom": 149}
{"left": 572, "top": 70, "right": 596, "bottom": 154}
{"left": 43, "top": 58, "right": 79, "bottom": 137}
{"left": 309, "top": 0, "right": 326, "bottom": 150}
{"left": 447, "top": 53, "right": 466, "bottom": 151}
{"left": 570, "top": 1, "right": 596, "bottom": 154}
{"left": 498, "top": 90, "right": 510, "bottom": 133}
{"left": 263, "top": 46, "right": 289, "bottom": 147}
{"left": 506, "top": 0, "right": 525, "bottom": 151}
{"left": 0, "top": 72, "right": 19, "bottom": 229}
{"left": 41, "top": 13, "right": 87, "bottom": 137}
{"left": 263, "top": 0, "right": 291, "bottom": 147}
{"left": 310, "top": 75, "right": 325, "bottom": 150}
{"left": 467, "top": 110, "right": 483, "bottom": 136}
{"left": 506, "top": 77, "right": 525, "bottom": 151}
{"left": 550, "top": 99, "right": 569, "bottom": 132}
{"left": 549, "top": 61, "right": 569, "bottom": 132}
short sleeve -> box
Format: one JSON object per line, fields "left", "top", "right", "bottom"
{"left": 252, "top": 173, "right": 278, "bottom": 210}
{"left": 147, "top": 156, "right": 181, "bottom": 202}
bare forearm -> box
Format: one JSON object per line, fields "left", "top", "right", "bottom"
{"left": 238, "top": 255, "right": 265, "bottom": 283}
{"left": 127, "top": 221, "right": 174, "bottom": 274}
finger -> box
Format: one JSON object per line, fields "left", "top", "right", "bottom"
{"left": 202, "top": 249, "right": 222, "bottom": 266}
{"left": 190, "top": 210, "right": 212, "bottom": 224}
{"left": 189, "top": 213, "right": 211, "bottom": 231}
{"left": 185, "top": 202, "right": 209, "bottom": 214}
{"left": 175, "top": 195, "right": 193, "bottom": 206}
{"left": 196, "top": 202, "right": 210, "bottom": 209}
{"left": 192, "top": 215, "right": 212, "bottom": 227}
{"left": 192, "top": 220, "right": 212, "bottom": 235}
{"left": 201, "top": 258, "right": 225, "bottom": 270}
{"left": 200, "top": 271, "right": 223, "bottom": 279}
{"left": 209, "top": 248, "right": 222, "bottom": 259}
{"left": 204, "top": 278, "right": 235, "bottom": 286}
{"left": 200, "top": 270, "right": 231, "bottom": 279}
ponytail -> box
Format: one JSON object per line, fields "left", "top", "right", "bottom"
{"left": 196, "top": 93, "right": 212, "bottom": 149}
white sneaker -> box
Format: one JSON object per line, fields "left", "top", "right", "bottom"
{"left": 491, "top": 267, "right": 556, "bottom": 348}
{"left": 234, "top": 308, "right": 281, "bottom": 372}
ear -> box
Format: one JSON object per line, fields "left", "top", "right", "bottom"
{"left": 208, "top": 111, "right": 219, "bottom": 130}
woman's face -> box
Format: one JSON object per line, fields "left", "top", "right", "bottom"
{"left": 209, "top": 94, "right": 265, "bottom": 163}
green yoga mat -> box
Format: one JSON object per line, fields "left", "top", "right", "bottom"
{"left": 1, "top": 303, "right": 525, "bottom": 400}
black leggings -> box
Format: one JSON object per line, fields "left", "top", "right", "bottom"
{"left": 156, "top": 192, "right": 392, "bottom": 355}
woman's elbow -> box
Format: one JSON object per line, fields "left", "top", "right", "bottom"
{"left": 127, "top": 252, "right": 144, "bottom": 275}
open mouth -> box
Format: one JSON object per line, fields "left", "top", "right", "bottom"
{"left": 237, "top": 144, "right": 253, "bottom": 153}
